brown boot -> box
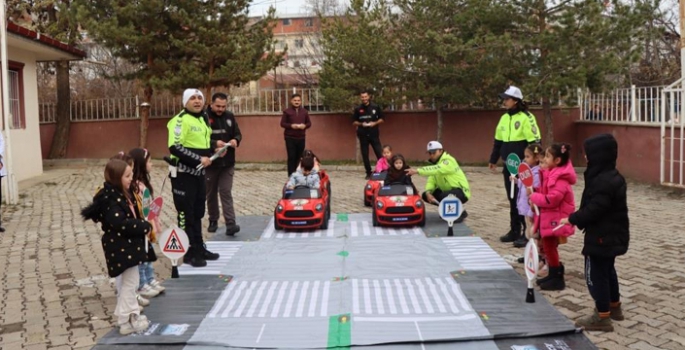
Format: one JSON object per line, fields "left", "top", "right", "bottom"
{"left": 575, "top": 310, "right": 613, "bottom": 332}
{"left": 610, "top": 301, "right": 625, "bottom": 321}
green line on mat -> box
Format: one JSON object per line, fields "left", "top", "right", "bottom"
{"left": 337, "top": 213, "right": 348, "bottom": 222}
{"left": 327, "top": 314, "right": 351, "bottom": 348}
{"left": 336, "top": 250, "right": 349, "bottom": 257}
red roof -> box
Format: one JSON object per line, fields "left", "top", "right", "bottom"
{"left": 7, "top": 22, "right": 86, "bottom": 58}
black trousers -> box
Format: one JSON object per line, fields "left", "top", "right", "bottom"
{"left": 171, "top": 172, "right": 206, "bottom": 249}
{"left": 503, "top": 169, "right": 525, "bottom": 235}
{"left": 423, "top": 188, "right": 468, "bottom": 205}
{"left": 285, "top": 137, "right": 306, "bottom": 176}
{"left": 585, "top": 255, "right": 620, "bottom": 313}
{"left": 358, "top": 133, "right": 383, "bottom": 175}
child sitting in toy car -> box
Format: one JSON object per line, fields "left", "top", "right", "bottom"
{"left": 385, "top": 154, "right": 414, "bottom": 187}
{"left": 287, "top": 157, "right": 320, "bottom": 189}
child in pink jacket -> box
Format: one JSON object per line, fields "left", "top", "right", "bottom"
{"left": 529, "top": 142, "right": 576, "bottom": 291}
{"left": 374, "top": 145, "right": 393, "bottom": 173}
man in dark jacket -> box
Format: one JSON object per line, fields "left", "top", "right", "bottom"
{"left": 205, "top": 93, "right": 242, "bottom": 236}
{"left": 561, "top": 133, "right": 629, "bottom": 332}
{"left": 281, "top": 94, "right": 311, "bottom": 176}
{"left": 353, "top": 90, "right": 384, "bottom": 179}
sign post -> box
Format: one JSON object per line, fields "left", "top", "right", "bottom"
{"left": 517, "top": 162, "right": 539, "bottom": 216}
{"left": 159, "top": 227, "right": 190, "bottom": 278}
{"left": 438, "top": 194, "right": 463, "bottom": 237}
{"left": 506, "top": 153, "right": 521, "bottom": 200}
{"left": 524, "top": 238, "right": 539, "bottom": 303}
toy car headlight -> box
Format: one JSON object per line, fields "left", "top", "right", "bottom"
{"left": 277, "top": 205, "right": 284, "bottom": 213}
{"left": 315, "top": 203, "right": 323, "bottom": 212}
{"left": 376, "top": 201, "right": 384, "bottom": 209}
{"left": 416, "top": 200, "right": 422, "bottom": 207}
{"left": 366, "top": 184, "right": 372, "bottom": 190}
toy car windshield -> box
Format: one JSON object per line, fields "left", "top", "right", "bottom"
{"left": 371, "top": 172, "right": 387, "bottom": 181}
{"left": 378, "top": 184, "right": 414, "bottom": 196}
{"left": 284, "top": 187, "right": 321, "bottom": 199}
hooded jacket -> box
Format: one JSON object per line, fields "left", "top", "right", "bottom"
{"left": 517, "top": 165, "right": 541, "bottom": 218}
{"left": 385, "top": 155, "right": 413, "bottom": 186}
{"left": 530, "top": 160, "right": 577, "bottom": 238}
{"left": 375, "top": 157, "right": 390, "bottom": 173}
{"left": 81, "top": 182, "right": 153, "bottom": 278}
{"left": 569, "top": 134, "right": 629, "bottom": 257}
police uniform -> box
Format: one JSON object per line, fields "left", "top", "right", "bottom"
{"left": 418, "top": 151, "right": 471, "bottom": 205}
{"left": 167, "top": 90, "right": 219, "bottom": 267}
{"left": 489, "top": 102, "right": 541, "bottom": 242}
{"left": 353, "top": 102, "right": 384, "bottom": 176}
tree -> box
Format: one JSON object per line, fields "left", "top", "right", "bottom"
{"left": 7, "top": 0, "right": 82, "bottom": 159}
{"left": 79, "top": 0, "right": 283, "bottom": 147}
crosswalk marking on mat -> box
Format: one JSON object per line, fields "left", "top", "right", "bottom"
{"left": 177, "top": 241, "right": 243, "bottom": 276}
{"left": 442, "top": 237, "right": 512, "bottom": 270}
{"left": 351, "top": 277, "right": 473, "bottom": 316}
{"left": 207, "top": 280, "right": 332, "bottom": 318}
{"left": 349, "top": 221, "right": 423, "bottom": 237}
{"left": 261, "top": 218, "right": 337, "bottom": 239}
{"left": 261, "top": 218, "right": 421, "bottom": 239}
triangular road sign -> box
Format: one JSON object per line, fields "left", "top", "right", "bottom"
{"left": 163, "top": 229, "right": 186, "bottom": 253}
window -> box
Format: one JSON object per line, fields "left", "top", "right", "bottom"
{"left": 6, "top": 61, "right": 25, "bottom": 129}
{"left": 283, "top": 18, "right": 291, "bottom": 25}
{"left": 293, "top": 60, "right": 301, "bottom": 68}
{"left": 304, "top": 18, "right": 313, "bottom": 27}
{"left": 274, "top": 40, "right": 284, "bottom": 50}
{"left": 295, "top": 39, "right": 304, "bottom": 48}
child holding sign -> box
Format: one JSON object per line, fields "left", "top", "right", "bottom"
{"left": 529, "top": 143, "right": 576, "bottom": 291}
{"left": 129, "top": 148, "right": 165, "bottom": 299}
{"left": 560, "top": 134, "right": 628, "bottom": 332}
{"left": 517, "top": 144, "right": 546, "bottom": 274}
{"left": 81, "top": 159, "right": 152, "bottom": 334}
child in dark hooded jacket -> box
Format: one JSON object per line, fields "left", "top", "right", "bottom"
{"left": 561, "top": 134, "right": 629, "bottom": 332}
{"left": 385, "top": 154, "right": 414, "bottom": 186}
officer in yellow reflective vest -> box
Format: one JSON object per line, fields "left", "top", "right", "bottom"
{"left": 167, "top": 89, "right": 220, "bottom": 267}
{"left": 488, "top": 86, "right": 541, "bottom": 248}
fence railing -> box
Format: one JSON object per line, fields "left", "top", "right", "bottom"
{"left": 579, "top": 85, "right": 680, "bottom": 124}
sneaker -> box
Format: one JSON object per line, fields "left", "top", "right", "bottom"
{"left": 138, "top": 284, "right": 160, "bottom": 298}
{"left": 454, "top": 211, "right": 468, "bottom": 223}
{"left": 136, "top": 294, "right": 150, "bottom": 307}
{"left": 575, "top": 310, "right": 613, "bottom": 332}
{"left": 500, "top": 230, "right": 518, "bottom": 243}
{"left": 119, "top": 314, "right": 150, "bottom": 335}
{"left": 0, "top": 226, "right": 5, "bottom": 233}
{"left": 208, "top": 220, "right": 218, "bottom": 233}
{"left": 225, "top": 224, "right": 241, "bottom": 236}
{"left": 610, "top": 302, "right": 625, "bottom": 321}
{"left": 199, "top": 245, "right": 220, "bottom": 261}
{"left": 187, "top": 249, "right": 208, "bottom": 267}
{"left": 149, "top": 279, "right": 165, "bottom": 293}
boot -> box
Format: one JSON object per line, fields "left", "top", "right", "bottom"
{"left": 610, "top": 301, "right": 625, "bottom": 321}
{"left": 183, "top": 246, "right": 195, "bottom": 265}
{"left": 199, "top": 244, "right": 220, "bottom": 261}
{"left": 575, "top": 310, "right": 613, "bottom": 332}
{"left": 536, "top": 263, "right": 563, "bottom": 286}
{"left": 187, "top": 246, "right": 207, "bottom": 268}
{"left": 500, "top": 230, "right": 518, "bottom": 243}
{"left": 513, "top": 236, "right": 528, "bottom": 248}
{"left": 539, "top": 265, "right": 565, "bottom": 291}
{"left": 225, "top": 224, "right": 241, "bottom": 236}
{"left": 208, "top": 220, "right": 219, "bottom": 233}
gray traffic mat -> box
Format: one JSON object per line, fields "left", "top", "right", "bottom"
{"left": 93, "top": 214, "right": 597, "bottom": 350}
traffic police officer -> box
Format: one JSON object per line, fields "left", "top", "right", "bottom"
{"left": 488, "top": 86, "right": 541, "bottom": 248}
{"left": 167, "top": 88, "right": 220, "bottom": 267}
{"left": 352, "top": 90, "right": 384, "bottom": 179}
{"left": 406, "top": 141, "right": 471, "bottom": 222}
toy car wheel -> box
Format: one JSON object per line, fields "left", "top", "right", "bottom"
{"left": 364, "top": 197, "right": 371, "bottom": 207}
{"left": 372, "top": 211, "right": 379, "bottom": 227}
{"left": 274, "top": 216, "right": 283, "bottom": 231}
{"left": 321, "top": 207, "right": 330, "bottom": 230}
{"left": 418, "top": 214, "right": 426, "bottom": 227}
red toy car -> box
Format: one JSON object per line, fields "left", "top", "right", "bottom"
{"left": 372, "top": 183, "right": 425, "bottom": 227}
{"left": 364, "top": 172, "right": 386, "bottom": 206}
{"left": 274, "top": 171, "right": 331, "bottom": 231}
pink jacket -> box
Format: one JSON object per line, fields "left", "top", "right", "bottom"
{"left": 530, "top": 161, "right": 577, "bottom": 238}
{"left": 375, "top": 157, "right": 390, "bottom": 173}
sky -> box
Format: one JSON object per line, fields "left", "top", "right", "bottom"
{"left": 248, "top": 0, "right": 312, "bottom": 16}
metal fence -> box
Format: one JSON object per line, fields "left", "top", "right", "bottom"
{"left": 661, "top": 78, "right": 684, "bottom": 188}
{"left": 578, "top": 85, "right": 677, "bottom": 124}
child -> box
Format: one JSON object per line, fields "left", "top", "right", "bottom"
{"left": 287, "top": 156, "right": 320, "bottom": 189}
{"left": 529, "top": 142, "right": 576, "bottom": 291}
{"left": 385, "top": 154, "right": 413, "bottom": 186}
{"left": 297, "top": 149, "right": 321, "bottom": 173}
{"left": 128, "top": 148, "right": 165, "bottom": 299}
{"left": 81, "top": 159, "right": 151, "bottom": 335}
{"left": 516, "top": 144, "right": 545, "bottom": 272}
{"left": 561, "top": 134, "right": 628, "bottom": 332}
{"left": 374, "top": 145, "right": 393, "bottom": 173}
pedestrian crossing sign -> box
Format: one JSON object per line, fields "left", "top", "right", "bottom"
{"left": 159, "top": 227, "right": 190, "bottom": 262}
{"left": 164, "top": 229, "right": 186, "bottom": 253}
{"left": 438, "top": 195, "right": 463, "bottom": 225}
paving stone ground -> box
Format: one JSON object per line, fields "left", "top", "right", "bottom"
{"left": 0, "top": 161, "right": 684, "bottom": 350}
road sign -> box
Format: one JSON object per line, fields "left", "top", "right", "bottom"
{"left": 524, "top": 238, "right": 539, "bottom": 303}
{"left": 142, "top": 188, "right": 151, "bottom": 218}
{"left": 159, "top": 227, "right": 189, "bottom": 278}
{"left": 506, "top": 153, "right": 521, "bottom": 175}
{"left": 518, "top": 163, "right": 534, "bottom": 188}
{"left": 439, "top": 195, "right": 463, "bottom": 236}
{"left": 147, "top": 196, "right": 163, "bottom": 221}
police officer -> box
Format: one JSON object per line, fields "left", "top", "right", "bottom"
{"left": 205, "top": 92, "right": 242, "bottom": 236}
{"left": 167, "top": 89, "right": 220, "bottom": 268}
{"left": 406, "top": 141, "right": 471, "bottom": 222}
{"left": 488, "top": 86, "right": 541, "bottom": 248}
{"left": 352, "top": 90, "right": 384, "bottom": 179}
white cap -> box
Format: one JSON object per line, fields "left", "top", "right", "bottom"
{"left": 182, "top": 88, "right": 205, "bottom": 107}
{"left": 499, "top": 86, "right": 523, "bottom": 100}
{"left": 426, "top": 141, "right": 443, "bottom": 152}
